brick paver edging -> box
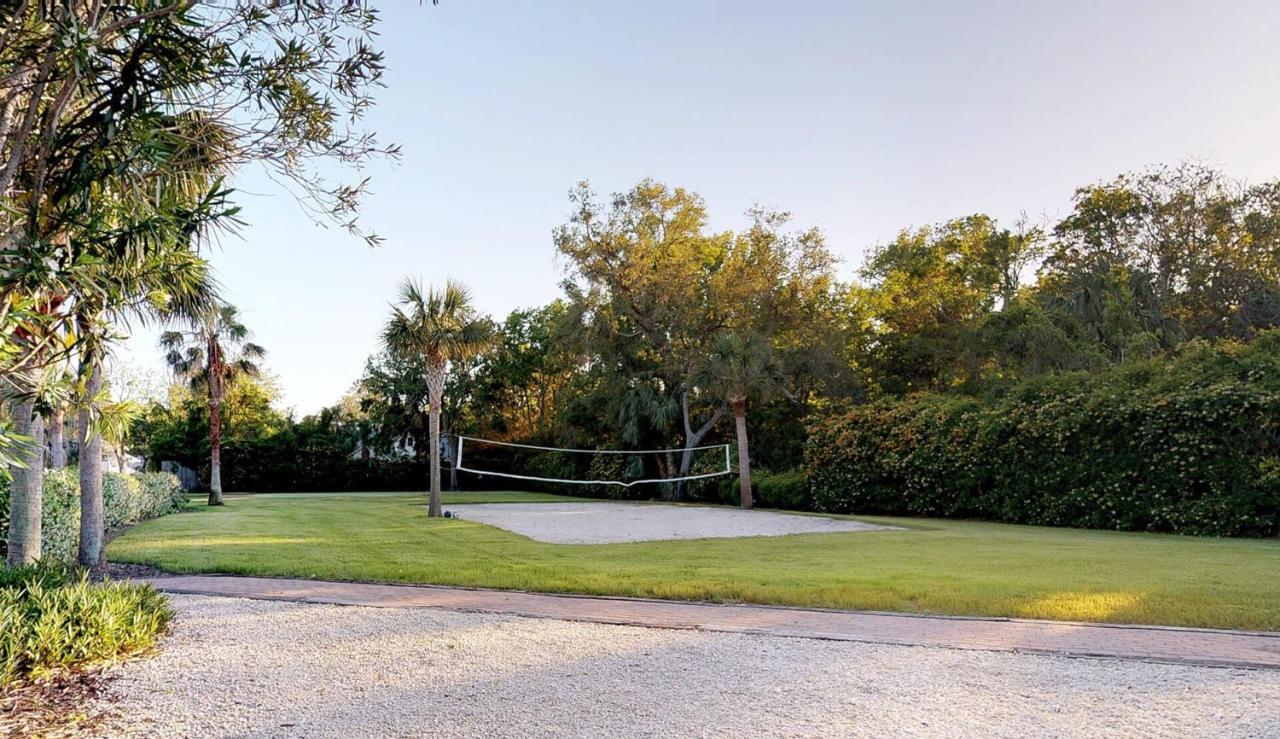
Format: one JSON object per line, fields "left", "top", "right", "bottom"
{"left": 146, "top": 575, "right": 1280, "bottom": 671}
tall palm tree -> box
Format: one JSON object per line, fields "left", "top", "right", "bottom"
{"left": 161, "top": 304, "right": 264, "bottom": 506}
{"left": 696, "top": 332, "right": 783, "bottom": 509}
{"left": 382, "top": 278, "right": 490, "bottom": 517}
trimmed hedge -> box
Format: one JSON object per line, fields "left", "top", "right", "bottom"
{"left": 0, "top": 470, "right": 185, "bottom": 562}
{"left": 806, "top": 335, "right": 1280, "bottom": 537}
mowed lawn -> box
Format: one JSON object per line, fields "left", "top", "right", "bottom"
{"left": 108, "top": 492, "right": 1280, "bottom": 631}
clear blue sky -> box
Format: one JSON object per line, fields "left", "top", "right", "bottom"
{"left": 120, "top": 1, "right": 1280, "bottom": 413}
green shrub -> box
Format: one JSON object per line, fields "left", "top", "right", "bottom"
{"left": 754, "top": 471, "right": 810, "bottom": 510}
{"left": 37, "top": 470, "right": 79, "bottom": 562}
{"left": 717, "top": 470, "right": 811, "bottom": 510}
{"left": 137, "top": 471, "right": 187, "bottom": 519}
{"left": 806, "top": 335, "right": 1280, "bottom": 537}
{"left": 104, "top": 472, "right": 145, "bottom": 528}
{"left": 1, "top": 470, "right": 184, "bottom": 562}
{"left": 0, "top": 563, "right": 172, "bottom": 687}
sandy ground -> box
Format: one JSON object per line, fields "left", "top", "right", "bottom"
{"left": 445, "top": 502, "right": 897, "bottom": 543}
{"left": 93, "top": 595, "right": 1280, "bottom": 738}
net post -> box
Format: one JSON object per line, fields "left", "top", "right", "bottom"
{"left": 724, "top": 443, "right": 731, "bottom": 473}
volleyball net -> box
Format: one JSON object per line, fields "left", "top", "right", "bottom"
{"left": 453, "top": 435, "right": 732, "bottom": 488}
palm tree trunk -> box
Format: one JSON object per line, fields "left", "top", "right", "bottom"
{"left": 48, "top": 406, "right": 66, "bottom": 468}
{"left": 427, "top": 361, "right": 446, "bottom": 517}
{"left": 6, "top": 396, "right": 45, "bottom": 566}
{"left": 427, "top": 400, "right": 442, "bottom": 516}
{"left": 78, "top": 361, "right": 105, "bottom": 568}
{"left": 208, "top": 398, "right": 223, "bottom": 505}
{"left": 733, "top": 400, "right": 752, "bottom": 510}
{"left": 428, "top": 406, "right": 441, "bottom": 514}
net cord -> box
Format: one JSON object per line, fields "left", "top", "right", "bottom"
{"left": 454, "top": 436, "right": 733, "bottom": 488}
{"left": 455, "top": 435, "right": 728, "bottom": 455}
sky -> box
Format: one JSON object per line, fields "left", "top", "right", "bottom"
{"left": 119, "top": 0, "right": 1280, "bottom": 414}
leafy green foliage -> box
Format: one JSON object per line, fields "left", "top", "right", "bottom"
{"left": 0, "top": 471, "right": 184, "bottom": 562}
{"left": 1048, "top": 164, "right": 1280, "bottom": 343}
{"left": 861, "top": 215, "right": 1044, "bottom": 393}
{"left": 807, "top": 333, "right": 1280, "bottom": 536}
{"left": 0, "top": 564, "right": 171, "bottom": 687}
{"left": 716, "top": 470, "right": 809, "bottom": 510}
{"left": 469, "top": 302, "right": 578, "bottom": 441}
{"left": 0, "top": 469, "right": 80, "bottom": 562}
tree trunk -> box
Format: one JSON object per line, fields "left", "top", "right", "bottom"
{"left": 733, "top": 400, "right": 752, "bottom": 510}
{"left": 426, "top": 362, "right": 445, "bottom": 517}
{"left": 675, "top": 393, "right": 724, "bottom": 501}
{"left": 78, "top": 362, "right": 105, "bottom": 568}
{"left": 6, "top": 397, "right": 45, "bottom": 566}
{"left": 208, "top": 398, "right": 223, "bottom": 505}
{"left": 428, "top": 400, "right": 442, "bottom": 517}
{"left": 48, "top": 406, "right": 66, "bottom": 468}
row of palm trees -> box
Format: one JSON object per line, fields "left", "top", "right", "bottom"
{"left": 3, "top": 280, "right": 261, "bottom": 567}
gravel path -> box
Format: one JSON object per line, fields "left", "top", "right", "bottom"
{"left": 447, "top": 502, "right": 896, "bottom": 543}
{"left": 95, "top": 595, "right": 1280, "bottom": 738}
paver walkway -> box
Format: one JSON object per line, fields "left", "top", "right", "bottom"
{"left": 148, "top": 575, "right": 1280, "bottom": 670}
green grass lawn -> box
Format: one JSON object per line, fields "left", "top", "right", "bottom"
{"left": 109, "top": 491, "right": 1280, "bottom": 631}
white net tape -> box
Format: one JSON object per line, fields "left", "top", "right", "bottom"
{"left": 454, "top": 435, "right": 732, "bottom": 488}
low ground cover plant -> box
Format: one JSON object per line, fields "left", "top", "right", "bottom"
{"left": 0, "top": 564, "right": 172, "bottom": 688}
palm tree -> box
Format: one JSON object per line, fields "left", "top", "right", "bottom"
{"left": 44, "top": 364, "right": 76, "bottom": 470}
{"left": 696, "top": 332, "right": 783, "bottom": 509}
{"left": 2, "top": 304, "right": 65, "bottom": 566}
{"left": 161, "top": 304, "right": 264, "bottom": 506}
{"left": 382, "top": 278, "right": 490, "bottom": 517}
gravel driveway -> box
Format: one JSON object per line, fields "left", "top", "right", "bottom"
{"left": 446, "top": 502, "right": 896, "bottom": 543}
{"left": 94, "top": 595, "right": 1280, "bottom": 738}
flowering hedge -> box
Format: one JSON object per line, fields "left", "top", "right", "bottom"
{"left": 0, "top": 470, "right": 185, "bottom": 561}
{"left": 806, "top": 336, "right": 1280, "bottom": 537}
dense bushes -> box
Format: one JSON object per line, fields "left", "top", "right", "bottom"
{"left": 0, "top": 471, "right": 185, "bottom": 562}
{"left": 220, "top": 440, "right": 432, "bottom": 493}
{"left": 753, "top": 471, "right": 810, "bottom": 510}
{"left": 716, "top": 470, "right": 811, "bottom": 509}
{"left": 0, "top": 564, "right": 172, "bottom": 687}
{"left": 807, "top": 335, "right": 1280, "bottom": 537}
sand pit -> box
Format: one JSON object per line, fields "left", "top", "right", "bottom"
{"left": 445, "top": 502, "right": 897, "bottom": 544}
